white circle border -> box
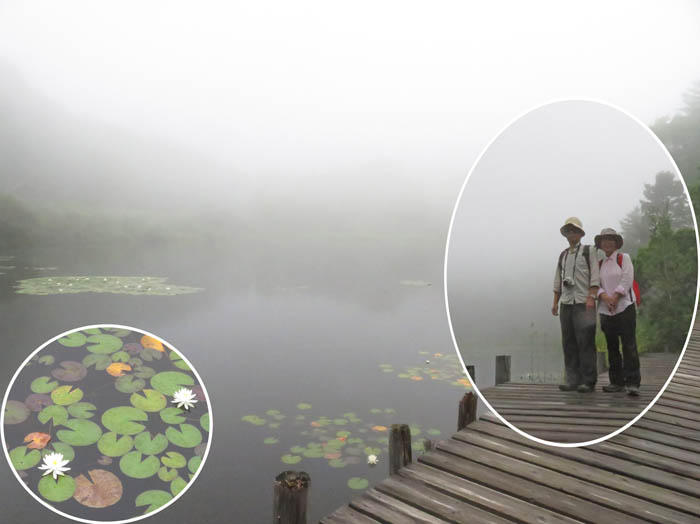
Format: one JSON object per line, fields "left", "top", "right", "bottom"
{"left": 1, "top": 324, "right": 214, "bottom": 523}
{"left": 443, "top": 97, "right": 700, "bottom": 448}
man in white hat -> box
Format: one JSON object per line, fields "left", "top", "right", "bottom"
{"left": 552, "top": 217, "right": 600, "bottom": 392}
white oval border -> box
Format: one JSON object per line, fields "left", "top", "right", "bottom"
{"left": 1, "top": 324, "right": 214, "bottom": 523}
{"left": 444, "top": 97, "right": 700, "bottom": 448}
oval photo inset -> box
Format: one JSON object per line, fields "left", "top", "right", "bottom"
{"left": 445, "top": 100, "right": 699, "bottom": 446}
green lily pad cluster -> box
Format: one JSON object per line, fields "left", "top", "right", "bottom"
{"left": 378, "top": 351, "right": 473, "bottom": 388}
{"left": 14, "top": 276, "right": 202, "bottom": 296}
{"left": 242, "top": 403, "right": 439, "bottom": 491}
{"left": 3, "top": 327, "right": 210, "bottom": 520}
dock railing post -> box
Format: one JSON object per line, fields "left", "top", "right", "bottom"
{"left": 273, "top": 470, "right": 310, "bottom": 524}
{"left": 495, "top": 355, "right": 511, "bottom": 385}
{"left": 389, "top": 423, "right": 412, "bottom": 475}
{"left": 466, "top": 364, "right": 475, "bottom": 383}
{"left": 458, "top": 391, "right": 477, "bottom": 430}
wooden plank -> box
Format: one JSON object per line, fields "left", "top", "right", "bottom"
{"left": 320, "top": 505, "right": 382, "bottom": 524}
{"left": 349, "top": 489, "right": 448, "bottom": 524}
{"left": 607, "top": 433, "right": 700, "bottom": 467}
{"left": 589, "top": 441, "right": 700, "bottom": 480}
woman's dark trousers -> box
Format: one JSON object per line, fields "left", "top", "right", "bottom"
{"left": 600, "top": 304, "right": 641, "bottom": 388}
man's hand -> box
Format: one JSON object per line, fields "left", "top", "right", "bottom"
{"left": 586, "top": 295, "right": 595, "bottom": 311}
{"left": 551, "top": 304, "right": 558, "bottom": 316}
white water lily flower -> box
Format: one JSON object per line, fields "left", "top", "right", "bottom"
{"left": 367, "top": 454, "right": 378, "bottom": 465}
{"left": 172, "top": 387, "right": 198, "bottom": 410}
{"left": 38, "top": 452, "right": 71, "bottom": 480}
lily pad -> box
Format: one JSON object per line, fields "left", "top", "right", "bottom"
{"left": 140, "top": 347, "right": 164, "bottom": 362}
{"left": 170, "top": 476, "right": 187, "bottom": 496}
{"left": 302, "top": 448, "right": 324, "bottom": 458}
{"left": 264, "top": 437, "right": 279, "bottom": 445}
{"left": 43, "top": 442, "right": 75, "bottom": 461}
{"left": 188, "top": 455, "right": 202, "bottom": 474}
{"left": 150, "top": 371, "right": 195, "bottom": 396}
{"left": 200, "top": 413, "right": 210, "bottom": 432}
{"left": 165, "top": 424, "right": 202, "bottom": 448}
{"left": 160, "top": 407, "right": 187, "bottom": 424}
{"left": 281, "top": 454, "right": 302, "bottom": 464}
{"left": 38, "top": 355, "right": 55, "bottom": 366}
{"left": 105, "top": 328, "right": 131, "bottom": 337}
{"left": 102, "top": 406, "right": 148, "bottom": 435}
{"left": 51, "top": 361, "right": 87, "bottom": 382}
{"left": 115, "top": 375, "right": 146, "bottom": 394}
{"left": 347, "top": 477, "right": 369, "bottom": 490}
{"left": 86, "top": 334, "right": 123, "bottom": 355}
{"left": 73, "top": 469, "right": 123, "bottom": 508}
{"left": 16, "top": 276, "right": 202, "bottom": 296}
{"left": 38, "top": 474, "right": 76, "bottom": 502}
{"left": 67, "top": 402, "right": 96, "bottom": 419}
{"left": 296, "top": 403, "right": 312, "bottom": 410}
{"left": 57, "top": 419, "right": 103, "bottom": 446}
{"left": 158, "top": 467, "right": 178, "bottom": 482}
{"left": 161, "top": 451, "right": 186, "bottom": 468}
{"left": 119, "top": 451, "right": 160, "bottom": 479}
{"left": 97, "top": 432, "right": 134, "bottom": 457}
{"left": 426, "top": 428, "right": 442, "bottom": 436}
{"left": 111, "top": 351, "right": 130, "bottom": 363}
{"left": 124, "top": 342, "right": 143, "bottom": 355}
{"left": 38, "top": 405, "right": 69, "bottom": 425}
{"left": 31, "top": 377, "right": 59, "bottom": 394}
{"left": 83, "top": 353, "right": 112, "bottom": 370}
{"left": 241, "top": 415, "right": 266, "bottom": 426}
{"left": 25, "top": 393, "right": 52, "bottom": 412}
{"left": 328, "top": 458, "right": 347, "bottom": 468}
{"left": 4, "top": 400, "right": 30, "bottom": 424}
{"left": 9, "top": 445, "right": 42, "bottom": 470}
{"left": 130, "top": 389, "right": 167, "bottom": 412}
{"left": 134, "top": 365, "right": 156, "bottom": 379}
{"left": 134, "top": 431, "right": 168, "bottom": 455}
{"left": 135, "top": 490, "right": 172, "bottom": 514}
{"left": 50, "top": 385, "right": 84, "bottom": 406}
{"left": 58, "top": 332, "right": 87, "bottom": 347}
{"left": 169, "top": 351, "right": 191, "bottom": 371}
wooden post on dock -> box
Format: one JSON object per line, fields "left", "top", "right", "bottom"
{"left": 273, "top": 471, "right": 310, "bottom": 524}
{"left": 458, "top": 391, "right": 477, "bottom": 430}
{"left": 418, "top": 438, "right": 433, "bottom": 453}
{"left": 495, "top": 355, "right": 511, "bottom": 385}
{"left": 466, "top": 364, "right": 475, "bottom": 382}
{"left": 597, "top": 351, "right": 608, "bottom": 373}
{"left": 389, "top": 424, "right": 412, "bottom": 475}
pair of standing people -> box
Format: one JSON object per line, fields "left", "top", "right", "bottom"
{"left": 551, "top": 217, "right": 641, "bottom": 395}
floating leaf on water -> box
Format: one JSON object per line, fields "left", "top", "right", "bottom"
{"left": 165, "top": 424, "right": 202, "bottom": 448}
{"left": 111, "top": 351, "right": 130, "bottom": 363}
{"left": 5, "top": 399, "right": 31, "bottom": 424}
{"left": 67, "top": 402, "right": 96, "bottom": 419}
{"left": 73, "top": 469, "right": 123, "bottom": 508}
{"left": 364, "top": 447, "right": 381, "bottom": 456}
{"left": 188, "top": 455, "right": 202, "bottom": 474}
{"left": 51, "top": 361, "right": 87, "bottom": 382}
{"left": 105, "top": 328, "right": 131, "bottom": 338}
{"left": 281, "top": 454, "right": 302, "bottom": 464}
{"left": 347, "top": 477, "right": 369, "bottom": 490}
{"left": 135, "top": 489, "right": 173, "bottom": 514}
{"left": 51, "top": 385, "right": 84, "bottom": 406}
{"left": 119, "top": 451, "right": 160, "bottom": 479}
{"left": 347, "top": 438, "right": 363, "bottom": 445}
{"left": 296, "top": 403, "right": 312, "bottom": 410}
{"left": 289, "top": 445, "right": 305, "bottom": 454}
{"left": 200, "top": 413, "right": 210, "bottom": 432}
{"left": 333, "top": 418, "right": 348, "bottom": 425}
{"left": 158, "top": 466, "right": 178, "bottom": 482}
{"left": 86, "top": 334, "right": 123, "bottom": 355}
{"left": 114, "top": 375, "right": 146, "bottom": 394}
{"left": 265, "top": 409, "right": 281, "bottom": 416}
{"left": 409, "top": 426, "right": 421, "bottom": 436}
{"left": 140, "top": 347, "right": 164, "bottom": 362}
{"left": 161, "top": 451, "right": 186, "bottom": 468}
{"left": 140, "top": 335, "right": 165, "bottom": 352}
{"left": 38, "top": 355, "right": 55, "bottom": 366}
{"left": 263, "top": 437, "right": 279, "bottom": 445}
{"left": 133, "top": 365, "right": 155, "bottom": 379}
{"left": 426, "top": 428, "right": 441, "bottom": 436}
{"left": 9, "top": 446, "right": 41, "bottom": 470}
{"left": 161, "top": 407, "right": 187, "bottom": 424}
{"left": 328, "top": 458, "right": 347, "bottom": 468}
{"left": 170, "top": 476, "right": 187, "bottom": 496}
{"left": 25, "top": 393, "right": 52, "bottom": 412}
{"left": 369, "top": 408, "right": 382, "bottom": 414}
{"left": 57, "top": 419, "right": 102, "bottom": 446}
{"left": 384, "top": 408, "right": 396, "bottom": 414}
{"left": 43, "top": 442, "right": 75, "bottom": 461}
{"left": 23, "top": 432, "right": 51, "bottom": 450}
{"left": 124, "top": 342, "right": 143, "bottom": 355}
{"left": 324, "top": 452, "right": 342, "bottom": 460}
{"left": 302, "top": 448, "right": 324, "bottom": 458}
{"left": 97, "top": 433, "right": 134, "bottom": 457}
{"left": 194, "top": 443, "right": 206, "bottom": 457}
{"left": 58, "top": 333, "right": 87, "bottom": 348}
{"left": 97, "top": 455, "right": 113, "bottom": 466}
{"left": 83, "top": 353, "right": 112, "bottom": 371}
{"left": 83, "top": 328, "right": 102, "bottom": 335}
{"left": 106, "top": 362, "right": 132, "bottom": 377}
{"left": 102, "top": 406, "right": 148, "bottom": 435}
{"left": 169, "top": 350, "right": 191, "bottom": 371}
{"left": 130, "top": 389, "right": 167, "bottom": 412}
{"left": 336, "top": 430, "right": 351, "bottom": 438}
{"left": 38, "top": 474, "right": 76, "bottom": 502}
{"left": 134, "top": 432, "right": 169, "bottom": 455}
{"left": 376, "top": 437, "right": 389, "bottom": 445}
{"left": 241, "top": 415, "right": 266, "bottom": 426}
{"left": 30, "top": 376, "right": 59, "bottom": 394}
{"left": 397, "top": 373, "right": 411, "bottom": 378}
{"left": 150, "top": 371, "right": 194, "bottom": 396}
{"left": 15, "top": 276, "right": 202, "bottom": 296}
{"left": 371, "top": 426, "right": 387, "bottom": 432}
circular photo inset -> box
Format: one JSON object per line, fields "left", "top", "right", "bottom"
{"left": 1, "top": 325, "right": 212, "bottom": 523}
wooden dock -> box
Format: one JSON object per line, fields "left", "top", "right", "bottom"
{"left": 321, "top": 328, "right": 700, "bottom": 523}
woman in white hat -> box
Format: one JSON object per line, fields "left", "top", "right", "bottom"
{"left": 596, "top": 228, "right": 640, "bottom": 396}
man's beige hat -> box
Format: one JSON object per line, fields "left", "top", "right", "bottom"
{"left": 560, "top": 217, "right": 585, "bottom": 236}
{"left": 595, "top": 227, "right": 624, "bottom": 249}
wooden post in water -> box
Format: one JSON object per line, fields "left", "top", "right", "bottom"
{"left": 597, "top": 352, "right": 608, "bottom": 373}
{"left": 418, "top": 438, "right": 433, "bottom": 453}
{"left": 466, "top": 364, "right": 476, "bottom": 382}
{"left": 273, "top": 471, "right": 310, "bottom": 524}
{"left": 458, "top": 391, "right": 477, "bottom": 430}
{"left": 389, "top": 424, "right": 412, "bottom": 475}
{"left": 495, "top": 355, "right": 511, "bottom": 385}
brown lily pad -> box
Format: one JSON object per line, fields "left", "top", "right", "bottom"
{"left": 25, "top": 393, "right": 52, "bottom": 412}
{"left": 24, "top": 432, "right": 51, "bottom": 450}
{"left": 191, "top": 385, "right": 206, "bottom": 404}
{"left": 51, "top": 361, "right": 87, "bottom": 382}
{"left": 194, "top": 443, "right": 207, "bottom": 457}
{"left": 124, "top": 343, "right": 143, "bottom": 355}
{"left": 73, "top": 469, "right": 123, "bottom": 508}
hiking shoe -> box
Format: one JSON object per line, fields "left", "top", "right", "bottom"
{"left": 577, "top": 384, "right": 594, "bottom": 393}
{"left": 558, "top": 383, "right": 578, "bottom": 391}
{"left": 626, "top": 386, "right": 640, "bottom": 396}
{"left": 602, "top": 384, "right": 625, "bottom": 392}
